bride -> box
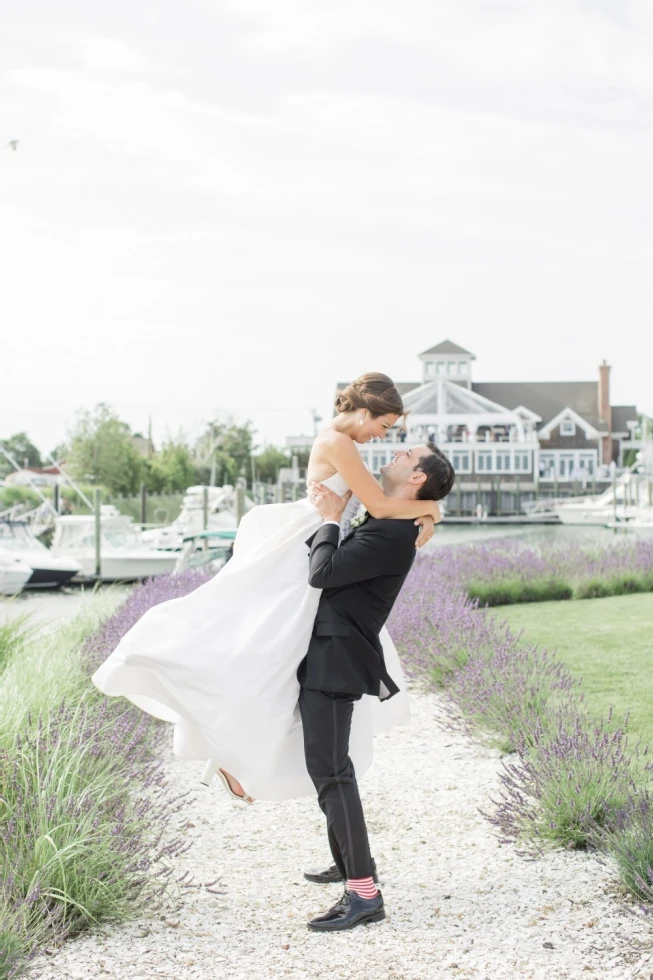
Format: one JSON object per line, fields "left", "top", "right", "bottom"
{"left": 92, "top": 373, "right": 440, "bottom": 802}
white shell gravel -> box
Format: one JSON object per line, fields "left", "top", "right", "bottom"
{"left": 31, "top": 692, "right": 652, "bottom": 980}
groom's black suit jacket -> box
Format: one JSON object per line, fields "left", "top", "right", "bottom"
{"left": 297, "top": 516, "right": 418, "bottom": 700}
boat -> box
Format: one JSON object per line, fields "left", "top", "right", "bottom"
{"left": 173, "top": 529, "right": 237, "bottom": 574}
{"left": 51, "top": 506, "right": 178, "bottom": 581}
{"left": 555, "top": 477, "right": 651, "bottom": 525}
{"left": 0, "top": 549, "right": 33, "bottom": 595}
{"left": 0, "top": 520, "right": 81, "bottom": 587}
{"left": 142, "top": 485, "right": 251, "bottom": 551}
{"left": 557, "top": 444, "right": 653, "bottom": 526}
{"left": 606, "top": 511, "right": 653, "bottom": 536}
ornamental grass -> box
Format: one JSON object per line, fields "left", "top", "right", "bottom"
{"left": 0, "top": 570, "right": 211, "bottom": 980}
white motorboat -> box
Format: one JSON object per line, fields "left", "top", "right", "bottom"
{"left": 0, "top": 549, "right": 32, "bottom": 595}
{"left": 51, "top": 507, "right": 178, "bottom": 581}
{"left": 0, "top": 520, "right": 81, "bottom": 587}
{"left": 556, "top": 479, "right": 651, "bottom": 526}
{"left": 606, "top": 511, "right": 653, "bottom": 536}
{"left": 142, "top": 485, "right": 250, "bottom": 551}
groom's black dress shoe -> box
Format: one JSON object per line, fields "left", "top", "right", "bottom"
{"left": 308, "top": 889, "right": 385, "bottom": 932}
{"left": 303, "top": 859, "right": 378, "bottom": 885}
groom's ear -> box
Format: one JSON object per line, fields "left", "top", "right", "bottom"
{"left": 408, "top": 469, "right": 427, "bottom": 488}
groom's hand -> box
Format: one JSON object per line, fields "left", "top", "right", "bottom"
{"left": 308, "top": 482, "right": 352, "bottom": 523}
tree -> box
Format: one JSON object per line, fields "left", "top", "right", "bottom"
{"left": 254, "top": 446, "right": 291, "bottom": 484}
{"left": 145, "top": 440, "right": 197, "bottom": 493}
{"left": 195, "top": 419, "right": 256, "bottom": 486}
{"left": 67, "top": 403, "right": 145, "bottom": 495}
{"left": 0, "top": 432, "right": 43, "bottom": 475}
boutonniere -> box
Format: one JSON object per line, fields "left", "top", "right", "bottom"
{"left": 349, "top": 510, "right": 370, "bottom": 531}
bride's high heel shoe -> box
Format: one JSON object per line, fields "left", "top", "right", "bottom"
{"left": 200, "top": 761, "right": 254, "bottom": 805}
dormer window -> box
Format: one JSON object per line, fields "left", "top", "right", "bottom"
{"left": 560, "top": 419, "right": 576, "bottom": 437}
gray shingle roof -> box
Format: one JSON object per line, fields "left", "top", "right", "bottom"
{"left": 419, "top": 340, "right": 475, "bottom": 357}
{"left": 471, "top": 381, "right": 607, "bottom": 431}
{"left": 612, "top": 405, "right": 638, "bottom": 432}
{"left": 336, "top": 377, "right": 628, "bottom": 433}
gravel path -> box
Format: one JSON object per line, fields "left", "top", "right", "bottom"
{"left": 32, "top": 692, "right": 652, "bottom": 980}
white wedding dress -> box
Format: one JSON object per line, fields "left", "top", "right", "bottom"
{"left": 92, "top": 473, "right": 410, "bottom": 800}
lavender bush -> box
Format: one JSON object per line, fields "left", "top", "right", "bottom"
{"left": 389, "top": 547, "right": 652, "bottom": 908}
{"left": 426, "top": 536, "right": 653, "bottom": 606}
{"left": 600, "top": 789, "right": 653, "bottom": 904}
{"left": 0, "top": 570, "right": 212, "bottom": 980}
{"left": 486, "top": 706, "right": 643, "bottom": 850}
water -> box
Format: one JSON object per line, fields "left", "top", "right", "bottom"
{"left": 428, "top": 522, "right": 621, "bottom": 549}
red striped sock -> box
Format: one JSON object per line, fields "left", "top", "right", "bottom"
{"left": 347, "top": 876, "right": 378, "bottom": 899}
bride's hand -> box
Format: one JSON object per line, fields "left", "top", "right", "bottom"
{"left": 414, "top": 514, "right": 435, "bottom": 549}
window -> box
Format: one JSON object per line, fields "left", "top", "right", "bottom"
{"left": 447, "top": 361, "right": 456, "bottom": 375}
{"left": 514, "top": 452, "right": 530, "bottom": 472}
{"left": 372, "top": 453, "right": 386, "bottom": 472}
{"left": 559, "top": 454, "right": 575, "bottom": 478}
{"left": 477, "top": 451, "right": 493, "bottom": 472}
{"left": 579, "top": 453, "right": 595, "bottom": 476}
{"left": 539, "top": 453, "right": 555, "bottom": 479}
{"left": 560, "top": 419, "right": 576, "bottom": 437}
{"left": 425, "top": 361, "right": 435, "bottom": 378}
{"left": 436, "top": 361, "right": 445, "bottom": 376}
{"left": 458, "top": 361, "right": 468, "bottom": 375}
{"left": 452, "top": 452, "right": 471, "bottom": 473}
{"left": 495, "top": 452, "right": 511, "bottom": 471}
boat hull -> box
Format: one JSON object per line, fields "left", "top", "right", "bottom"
{"left": 556, "top": 507, "right": 615, "bottom": 525}
{"left": 26, "top": 566, "right": 81, "bottom": 588}
{"left": 0, "top": 561, "right": 32, "bottom": 595}
{"left": 71, "top": 553, "right": 178, "bottom": 582}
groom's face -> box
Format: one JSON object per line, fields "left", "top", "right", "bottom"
{"left": 380, "top": 445, "right": 432, "bottom": 494}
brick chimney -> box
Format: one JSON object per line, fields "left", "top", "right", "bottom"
{"left": 598, "top": 359, "right": 612, "bottom": 465}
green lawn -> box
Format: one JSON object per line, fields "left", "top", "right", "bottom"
{"left": 495, "top": 593, "right": 653, "bottom": 749}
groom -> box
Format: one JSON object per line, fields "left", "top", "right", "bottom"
{"left": 299, "top": 445, "right": 455, "bottom": 932}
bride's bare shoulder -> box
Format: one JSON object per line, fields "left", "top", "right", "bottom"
{"left": 307, "top": 430, "right": 355, "bottom": 482}
{"left": 315, "top": 429, "right": 352, "bottom": 452}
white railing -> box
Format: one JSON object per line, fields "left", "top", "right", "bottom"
{"left": 370, "top": 430, "right": 534, "bottom": 446}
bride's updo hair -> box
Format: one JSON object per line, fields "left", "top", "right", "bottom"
{"left": 335, "top": 372, "right": 405, "bottom": 420}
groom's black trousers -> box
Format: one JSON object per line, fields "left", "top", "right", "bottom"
{"left": 299, "top": 687, "right": 374, "bottom": 882}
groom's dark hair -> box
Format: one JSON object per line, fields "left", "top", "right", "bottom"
{"left": 414, "top": 446, "right": 455, "bottom": 501}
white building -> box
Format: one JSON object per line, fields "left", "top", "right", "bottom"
{"left": 339, "top": 340, "right": 638, "bottom": 490}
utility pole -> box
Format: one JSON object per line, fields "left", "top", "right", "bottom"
{"left": 93, "top": 488, "right": 102, "bottom": 579}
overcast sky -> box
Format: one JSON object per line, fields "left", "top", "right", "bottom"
{"left": 2, "top": 0, "right": 652, "bottom": 455}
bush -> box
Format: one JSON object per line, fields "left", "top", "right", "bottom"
{"left": 574, "top": 572, "right": 653, "bottom": 600}
{"left": 600, "top": 789, "right": 653, "bottom": 903}
{"left": 468, "top": 578, "right": 573, "bottom": 606}
{"left": 449, "top": 638, "right": 577, "bottom": 754}
{"left": 390, "top": 547, "right": 653, "bottom": 908}
{"left": 0, "top": 488, "right": 41, "bottom": 510}
{"left": 487, "top": 706, "right": 638, "bottom": 850}
{"left": 0, "top": 571, "right": 213, "bottom": 979}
